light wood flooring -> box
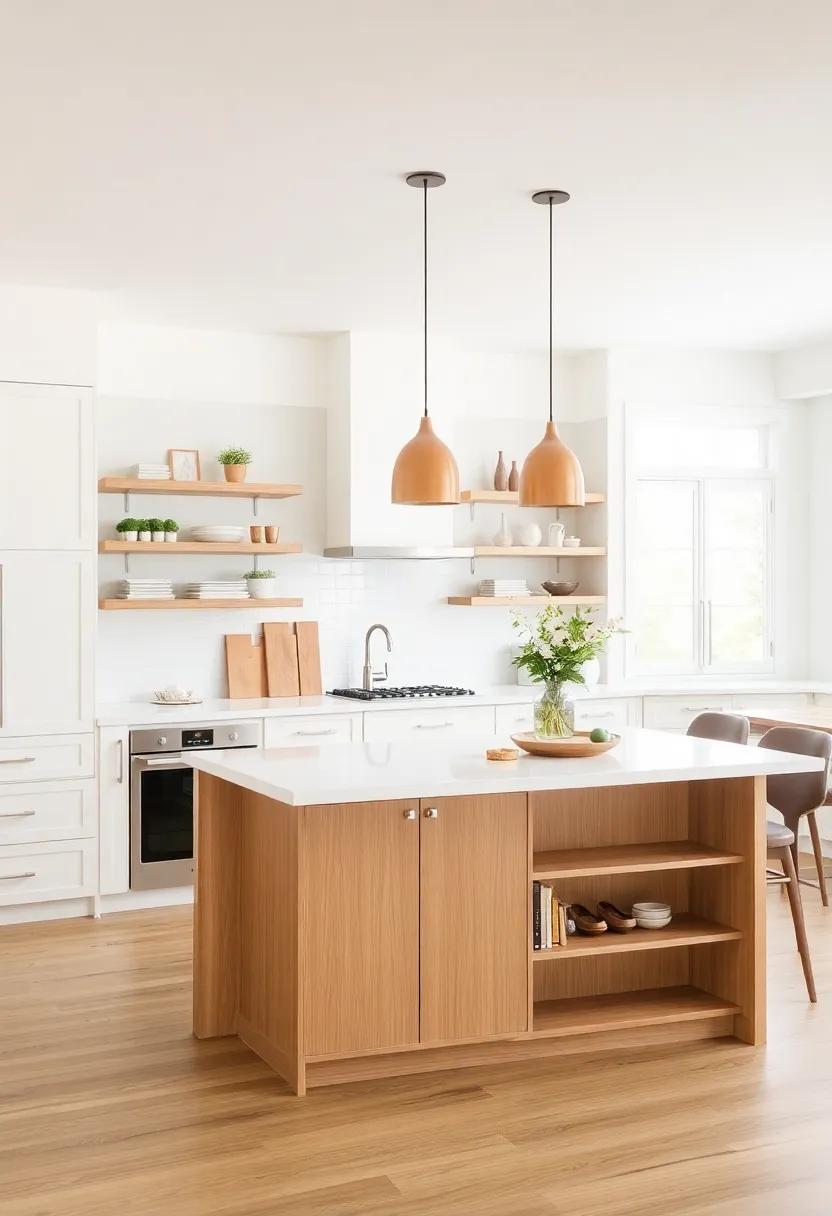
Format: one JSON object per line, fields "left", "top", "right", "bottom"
{"left": 2, "top": 883, "right": 832, "bottom": 1216}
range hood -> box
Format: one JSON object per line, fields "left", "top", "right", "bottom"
{"left": 323, "top": 546, "right": 473, "bottom": 560}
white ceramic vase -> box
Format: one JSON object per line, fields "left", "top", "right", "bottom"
{"left": 138, "top": 530, "right": 151, "bottom": 542}
{"left": 121, "top": 531, "right": 138, "bottom": 542}
{"left": 247, "top": 577, "right": 278, "bottom": 599}
{"left": 513, "top": 522, "right": 542, "bottom": 547}
{"left": 164, "top": 532, "right": 177, "bottom": 542}
{"left": 493, "top": 512, "right": 512, "bottom": 547}
{"left": 151, "top": 530, "right": 165, "bottom": 543}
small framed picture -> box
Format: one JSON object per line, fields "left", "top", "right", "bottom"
{"left": 169, "top": 448, "right": 201, "bottom": 482}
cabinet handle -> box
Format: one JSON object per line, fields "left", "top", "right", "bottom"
{"left": 0, "top": 871, "right": 36, "bottom": 881}
{"left": 116, "top": 738, "right": 125, "bottom": 784}
{"left": 0, "top": 756, "right": 35, "bottom": 765}
{"left": 683, "top": 705, "right": 721, "bottom": 712}
{"left": 588, "top": 712, "right": 615, "bottom": 719}
{"left": 0, "top": 809, "right": 35, "bottom": 818}
{"left": 424, "top": 807, "right": 438, "bottom": 819}
{"left": 414, "top": 722, "right": 453, "bottom": 730}
{"left": 293, "top": 727, "right": 338, "bottom": 737}
{"left": 403, "top": 809, "right": 416, "bottom": 820}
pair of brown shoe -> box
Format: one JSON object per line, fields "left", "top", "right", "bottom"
{"left": 567, "top": 901, "right": 637, "bottom": 935}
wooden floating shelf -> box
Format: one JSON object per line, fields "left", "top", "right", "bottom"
{"left": 448, "top": 595, "right": 606, "bottom": 607}
{"left": 532, "top": 986, "right": 740, "bottom": 1039}
{"left": 461, "top": 489, "right": 605, "bottom": 505}
{"left": 99, "top": 541, "right": 302, "bottom": 555}
{"left": 98, "top": 477, "right": 302, "bottom": 499}
{"left": 473, "top": 546, "right": 606, "bottom": 557}
{"left": 533, "top": 840, "right": 744, "bottom": 879}
{"left": 532, "top": 914, "right": 740, "bottom": 961}
{"left": 99, "top": 598, "right": 303, "bottom": 611}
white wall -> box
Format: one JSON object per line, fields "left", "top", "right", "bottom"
{"left": 807, "top": 395, "right": 832, "bottom": 679}
{"left": 0, "top": 285, "right": 97, "bottom": 385}
{"left": 774, "top": 339, "right": 832, "bottom": 400}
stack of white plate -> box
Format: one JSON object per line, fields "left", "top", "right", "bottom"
{"left": 118, "top": 578, "right": 174, "bottom": 600}
{"left": 189, "top": 525, "right": 247, "bottom": 544}
{"left": 477, "top": 579, "right": 531, "bottom": 598}
{"left": 134, "top": 463, "right": 171, "bottom": 480}
{"left": 183, "top": 581, "right": 249, "bottom": 600}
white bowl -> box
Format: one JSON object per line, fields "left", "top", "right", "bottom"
{"left": 632, "top": 902, "right": 671, "bottom": 915}
{"left": 636, "top": 914, "right": 673, "bottom": 930}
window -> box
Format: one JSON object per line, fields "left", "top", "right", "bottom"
{"left": 627, "top": 420, "right": 772, "bottom": 675}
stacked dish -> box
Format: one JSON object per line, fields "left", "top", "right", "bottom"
{"left": 183, "top": 580, "right": 249, "bottom": 600}
{"left": 190, "top": 525, "right": 247, "bottom": 544}
{"left": 632, "top": 901, "right": 672, "bottom": 929}
{"left": 134, "top": 462, "right": 171, "bottom": 480}
{"left": 117, "top": 578, "right": 174, "bottom": 600}
{"left": 477, "top": 579, "right": 531, "bottom": 598}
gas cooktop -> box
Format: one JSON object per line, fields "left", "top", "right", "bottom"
{"left": 330, "top": 685, "right": 476, "bottom": 702}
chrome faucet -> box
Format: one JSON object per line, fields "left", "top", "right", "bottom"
{"left": 363, "top": 623, "right": 392, "bottom": 691}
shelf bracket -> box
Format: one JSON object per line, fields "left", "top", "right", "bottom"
{"left": 123, "top": 491, "right": 130, "bottom": 513}
{"left": 252, "top": 494, "right": 259, "bottom": 517}
{"left": 469, "top": 502, "right": 475, "bottom": 523}
{"left": 470, "top": 555, "right": 476, "bottom": 576}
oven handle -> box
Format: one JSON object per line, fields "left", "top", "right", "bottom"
{"left": 133, "top": 754, "right": 189, "bottom": 768}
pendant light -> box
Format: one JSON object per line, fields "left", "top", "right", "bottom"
{"left": 391, "top": 171, "right": 460, "bottom": 505}
{"left": 519, "top": 190, "right": 585, "bottom": 507}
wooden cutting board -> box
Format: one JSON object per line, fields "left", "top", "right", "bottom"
{"left": 264, "top": 622, "right": 300, "bottom": 697}
{"left": 295, "top": 621, "right": 322, "bottom": 695}
{"left": 225, "top": 634, "right": 267, "bottom": 698}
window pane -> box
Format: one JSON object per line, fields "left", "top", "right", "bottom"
{"left": 635, "top": 423, "right": 764, "bottom": 470}
{"left": 631, "top": 480, "right": 698, "bottom": 670}
{"left": 705, "top": 481, "right": 768, "bottom": 667}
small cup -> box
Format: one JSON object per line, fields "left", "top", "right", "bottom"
{"left": 249, "top": 525, "right": 264, "bottom": 543}
{"left": 265, "top": 524, "right": 280, "bottom": 544}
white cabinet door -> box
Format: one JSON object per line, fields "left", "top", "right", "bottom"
{"left": 264, "top": 714, "right": 359, "bottom": 747}
{"left": 0, "top": 839, "right": 97, "bottom": 906}
{"left": 98, "top": 727, "right": 129, "bottom": 895}
{"left": 0, "top": 779, "right": 95, "bottom": 845}
{"left": 0, "top": 734, "right": 94, "bottom": 781}
{"left": 643, "top": 694, "right": 734, "bottom": 732}
{"left": 0, "top": 383, "right": 94, "bottom": 550}
{"left": 0, "top": 552, "right": 95, "bottom": 735}
{"left": 362, "top": 705, "right": 495, "bottom": 742}
{"left": 573, "top": 697, "right": 641, "bottom": 732}
{"left": 495, "top": 703, "right": 535, "bottom": 735}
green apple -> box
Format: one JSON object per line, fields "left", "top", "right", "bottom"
{"left": 589, "top": 727, "right": 611, "bottom": 743}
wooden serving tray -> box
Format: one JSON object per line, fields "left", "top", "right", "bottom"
{"left": 511, "top": 730, "right": 621, "bottom": 758}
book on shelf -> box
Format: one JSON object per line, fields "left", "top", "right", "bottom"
{"left": 532, "top": 881, "right": 565, "bottom": 950}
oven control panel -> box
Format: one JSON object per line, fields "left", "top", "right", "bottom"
{"left": 182, "top": 728, "right": 213, "bottom": 748}
{"left": 130, "top": 721, "right": 261, "bottom": 755}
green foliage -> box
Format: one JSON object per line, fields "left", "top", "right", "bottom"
{"left": 245, "top": 568, "right": 275, "bottom": 579}
{"left": 116, "top": 518, "right": 139, "bottom": 533}
{"left": 136, "top": 520, "right": 150, "bottom": 531}
{"left": 217, "top": 446, "right": 252, "bottom": 465}
{"left": 148, "top": 518, "right": 165, "bottom": 531}
{"left": 512, "top": 605, "right": 623, "bottom": 686}
{"left": 163, "top": 519, "right": 179, "bottom": 531}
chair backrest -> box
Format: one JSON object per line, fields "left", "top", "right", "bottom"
{"left": 759, "top": 726, "right": 832, "bottom": 817}
{"left": 687, "top": 711, "right": 750, "bottom": 745}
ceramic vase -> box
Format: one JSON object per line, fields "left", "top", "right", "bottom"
{"left": 508, "top": 460, "right": 519, "bottom": 491}
{"left": 493, "top": 451, "right": 508, "bottom": 491}
{"left": 493, "top": 512, "right": 512, "bottom": 547}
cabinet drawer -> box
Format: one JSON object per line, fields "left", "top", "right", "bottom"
{"left": 0, "top": 779, "right": 95, "bottom": 845}
{"left": 573, "top": 698, "right": 635, "bottom": 732}
{"left": 495, "top": 703, "right": 535, "bottom": 735}
{"left": 731, "top": 693, "right": 810, "bottom": 711}
{"left": 363, "top": 705, "right": 494, "bottom": 742}
{"left": 643, "top": 696, "right": 733, "bottom": 731}
{"left": 264, "top": 715, "right": 359, "bottom": 747}
{"left": 0, "top": 735, "right": 94, "bottom": 783}
{"left": 0, "top": 839, "right": 97, "bottom": 906}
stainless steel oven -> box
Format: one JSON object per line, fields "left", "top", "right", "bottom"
{"left": 129, "top": 721, "right": 260, "bottom": 890}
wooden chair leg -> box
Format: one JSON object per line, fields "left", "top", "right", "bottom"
{"left": 778, "top": 845, "right": 817, "bottom": 1003}
{"left": 807, "top": 811, "right": 829, "bottom": 908}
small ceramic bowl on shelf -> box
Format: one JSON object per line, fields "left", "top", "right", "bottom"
{"left": 632, "top": 901, "right": 672, "bottom": 929}
{"left": 563, "top": 536, "right": 582, "bottom": 548}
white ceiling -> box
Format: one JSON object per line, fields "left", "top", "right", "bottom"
{"left": 2, "top": 0, "right": 831, "bottom": 350}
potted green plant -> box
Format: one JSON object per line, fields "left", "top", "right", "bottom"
{"left": 136, "top": 518, "right": 151, "bottom": 542}
{"left": 149, "top": 517, "right": 166, "bottom": 543}
{"left": 116, "top": 517, "right": 139, "bottom": 542}
{"left": 217, "top": 446, "right": 252, "bottom": 483}
{"left": 244, "top": 568, "right": 277, "bottom": 599}
{"left": 512, "top": 605, "right": 622, "bottom": 739}
{"left": 163, "top": 518, "right": 179, "bottom": 542}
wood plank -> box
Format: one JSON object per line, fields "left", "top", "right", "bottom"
{"left": 533, "top": 840, "right": 743, "bottom": 878}
{"left": 295, "top": 621, "right": 322, "bottom": 695}
{"left": 98, "top": 476, "right": 302, "bottom": 499}
{"left": 224, "top": 634, "right": 268, "bottom": 698}
{"left": 420, "top": 793, "right": 528, "bottom": 1042}
{"left": 448, "top": 595, "right": 606, "bottom": 606}
{"left": 264, "top": 621, "right": 300, "bottom": 696}
{"left": 533, "top": 985, "right": 741, "bottom": 1037}
{"left": 301, "top": 800, "right": 419, "bottom": 1057}
{"left": 99, "top": 540, "right": 301, "bottom": 554}
{"left": 531, "top": 783, "right": 689, "bottom": 852}
{"left": 473, "top": 545, "right": 606, "bottom": 557}
{"left": 532, "top": 913, "right": 741, "bottom": 960}
{"left": 461, "top": 488, "right": 605, "bottom": 504}
{"left": 100, "top": 597, "right": 302, "bottom": 610}
{"left": 192, "top": 773, "right": 242, "bottom": 1039}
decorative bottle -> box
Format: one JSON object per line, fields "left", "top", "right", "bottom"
{"left": 494, "top": 451, "right": 508, "bottom": 491}
{"left": 508, "top": 460, "right": 519, "bottom": 491}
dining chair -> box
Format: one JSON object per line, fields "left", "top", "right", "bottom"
{"left": 686, "top": 711, "right": 750, "bottom": 745}
{"left": 759, "top": 727, "right": 832, "bottom": 908}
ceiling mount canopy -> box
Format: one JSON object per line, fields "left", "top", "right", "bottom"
{"left": 391, "top": 171, "right": 460, "bottom": 506}
{"left": 519, "top": 189, "right": 585, "bottom": 508}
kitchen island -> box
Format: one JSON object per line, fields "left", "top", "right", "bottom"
{"left": 187, "top": 730, "right": 822, "bottom": 1095}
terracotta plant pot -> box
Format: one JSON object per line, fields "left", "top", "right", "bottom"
{"left": 265, "top": 525, "right": 280, "bottom": 544}
{"left": 224, "top": 464, "right": 247, "bottom": 483}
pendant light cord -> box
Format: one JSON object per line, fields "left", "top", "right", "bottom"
{"left": 423, "top": 178, "right": 429, "bottom": 417}
{"left": 548, "top": 197, "right": 554, "bottom": 424}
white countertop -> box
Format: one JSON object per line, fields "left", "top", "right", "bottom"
{"left": 95, "top": 680, "right": 827, "bottom": 727}
{"left": 184, "top": 728, "right": 823, "bottom": 806}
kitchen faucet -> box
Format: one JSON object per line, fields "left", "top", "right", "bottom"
{"left": 363, "top": 623, "right": 392, "bottom": 691}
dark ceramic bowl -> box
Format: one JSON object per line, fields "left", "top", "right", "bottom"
{"left": 542, "top": 580, "right": 579, "bottom": 597}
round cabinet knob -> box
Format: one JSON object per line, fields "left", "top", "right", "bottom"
{"left": 228, "top": 731, "right": 239, "bottom": 742}
{"left": 424, "top": 807, "right": 438, "bottom": 819}
{"left": 403, "top": 809, "right": 416, "bottom": 820}
{"left": 157, "top": 736, "right": 167, "bottom": 746}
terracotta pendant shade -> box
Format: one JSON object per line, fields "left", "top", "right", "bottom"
{"left": 391, "top": 416, "right": 460, "bottom": 505}
{"left": 519, "top": 421, "right": 585, "bottom": 506}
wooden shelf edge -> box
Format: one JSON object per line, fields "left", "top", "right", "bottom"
{"left": 448, "top": 596, "right": 606, "bottom": 607}
{"left": 532, "top": 841, "right": 744, "bottom": 879}
{"left": 99, "top": 541, "right": 302, "bottom": 555}
{"left": 531, "top": 986, "right": 740, "bottom": 1039}
{"left": 98, "top": 476, "right": 303, "bottom": 499}
{"left": 99, "top": 598, "right": 303, "bottom": 611}
{"left": 461, "top": 489, "right": 605, "bottom": 505}
{"left": 532, "top": 914, "right": 741, "bottom": 961}
{"left": 473, "top": 546, "right": 606, "bottom": 557}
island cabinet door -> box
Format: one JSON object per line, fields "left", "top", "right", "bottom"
{"left": 301, "top": 800, "right": 420, "bottom": 1057}
{"left": 419, "top": 793, "right": 528, "bottom": 1044}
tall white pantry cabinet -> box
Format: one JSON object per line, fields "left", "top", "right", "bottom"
{"left": 0, "top": 382, "right": 97, "bottom": 910}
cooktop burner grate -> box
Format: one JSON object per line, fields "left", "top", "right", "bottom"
{"left": 330, "top": 685, "right": 476, "bottom": 701}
